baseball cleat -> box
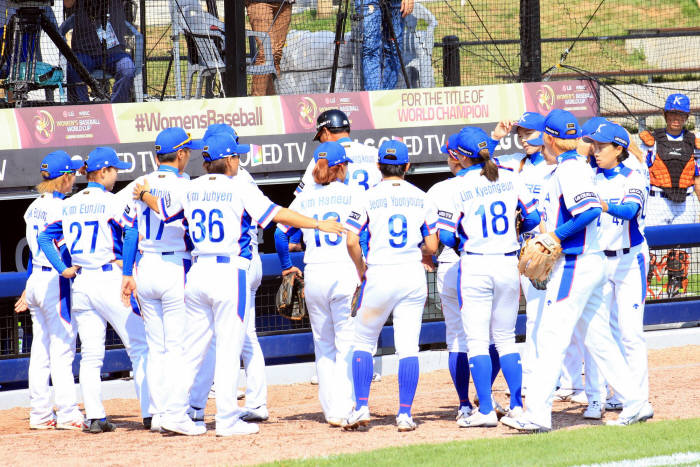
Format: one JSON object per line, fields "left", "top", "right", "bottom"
{"left": 241, "top": 405, "right": 269, "bottom": 422}
{"left": 455, "top": 405, "right": 475, "bottom": 423}
{"left": 396, "top": 413, "right": 416, "bottom": 432}
{"left": 457, "top": 410, "right": 498, "bottom": 428}
{"left": 150, "top": 414, "right": 162, "bottom": 432}
{"left": 161, "top": 418, "right": 207, "bottom": 436}
{"left": 187, "top": 406, "right": 205, "bottom": 425}
{"left": 583, "top": 401, "right": 604, "bottom": 419}
{"left": 326, "top": 417, "right": 343, "bottom": 427}
{"left": 143, "top": 417, "right": 152, "bottom": 430}
{"left": 310, "top": 375, "right": 319, "bottom": 385}
{"left": 570, "top": 391, "right": 588, "bottom": 404}
{"left": 216, "top": 419, "right": 259, "bottom": 437}
{"left": 605, "top": 404, "right": 654, "bottom": 427}
{"left": 492, "top": 397, "right": 508, "bottom": 419}
{"left": 553, "top": 388, "right": 575, "bottom": 402}
{"left": 372, "top": 373, "right": 382, "bottom": 383}
{"left": 605, "top": 399, "right": 623, "bottom": 411}
{"left": 87, "top": 418, "right": 116, "bottom": 434}
{"left": 505, "top": 406, "right": 524, "bottom": 419}
{"left": 501, "top": 415, "right": 550, "bottom": 433}
{"left": 30, "top": 418, "right": 57, "bottom": 430}
{"left": 341, "top": 406, "right": 370, "bottom": 430}
{"left": 56, "top": 419, "right": 88, "bottom": 431}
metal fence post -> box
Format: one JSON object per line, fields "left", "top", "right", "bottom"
{"left": 224, "top": 0, "right": 247, "bottom": 97}
{"left": 519, "top": 0, "right": 541, "bottom": 82}
{"left": 442, "top": 35, "right": 460, "bottom": 87}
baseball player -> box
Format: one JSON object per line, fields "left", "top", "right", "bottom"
{"left": 585, "top": 122, "right": 653, "bottom": 419}
{"left": 38, "top": 147, "right": 151, "bottom": 434}
{"left": 17, "top": 151, "right": 85, "bottom": 430}
{"left": 342, "top": 140, "right": 438, "bottom": 432}
{"left": 134, "top": 133, "right": 344, "bottom": 436}
{"left": 500, "top": 109, "right": 648, "bottom": 432}
{"left": 426, "top": 134, "right": 474, "bottom": 422}
{"left": 437, "top": 129, "right": 540, "bottom": 427}
{"left": 119, "top": 127, "right": 202, "bottom": 433}
{"left": 186, "top": 123, "right": 270, "bottom": 425}
{"left": 296, "top": 109, "right": 381, "bottom": 196}
{"left": 489, "top": 112, "right": 554, "bottom": 397}
{"left": 275, "top": 141, "right": 358, "bottom": 426}
{"left": 640, "top": 93, "right": 700, "bottom": 226}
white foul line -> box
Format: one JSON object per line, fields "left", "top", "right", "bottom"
{"left": 574, "top": 452, "right": 700, "bottom": 467}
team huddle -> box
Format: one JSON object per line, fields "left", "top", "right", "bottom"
{"left": 18, "top": 93, "right": 695, "bottom": 436}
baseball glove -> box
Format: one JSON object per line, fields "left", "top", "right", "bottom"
{"left": 351, "top": 284, "right": 363, "bottom": 317}
{"left": 276, "top": 273, "right": 307, "bottom": 320}
{"left": 518, "top": 232, "right": 562, "bottom": 282}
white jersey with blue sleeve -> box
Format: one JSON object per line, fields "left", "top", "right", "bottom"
{"left": 280, "top": 181, "right": 357, "bottom": 265}
{"left": 494, "top": 152, "right": 526, "bottom": 172}
{"left": 158, "top": 173, "right": 280, "bottom": 261}
{"left": 296, "top": 138, "right": 381, "bottom": 195}
{"left": 594, "top": 166, "right": 647, "bottom": 250}
{"left": 426, "top": 177, "right": 462, "bottom": 264}
{"left": 24, "top": 193, "right": 65, "bottom": 269}
{"left": 344, "top": 180, "right": 438, "bottom": 265}
{"left": 622, "top": 155, "right": 650, "bottom": 234}
{"left": 540, "top": 152, "right": 603, "bottom": 255}
{"left": 438, "top": 166, "right": 536, "bottom": 255}
{"left": 58, "top": 184, "right": 133, "bottom": 268}
{"left": 237, "top": 168, "right": 260, "bottom": 254}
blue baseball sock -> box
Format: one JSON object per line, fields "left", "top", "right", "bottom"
{"left": 469, "top": 355, "right": 493, "bottom": 415}
{"left": 489, "top": 344, "right": 501, "bottom": 385}
{"left": 448, "top": 352, "right": 472, "bottom": 409}
{"left": 398, "top": 356, "right": 419, "bottom": 416}
{"left": 500, "top": 352, "right": 523, "bottom": 409}
{"left": 352, "top": 350, "right": 373, "bottom": 409}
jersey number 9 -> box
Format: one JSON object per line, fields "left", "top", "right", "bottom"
{"left": 388, "top": 214, "right": 408, "bottom": 248}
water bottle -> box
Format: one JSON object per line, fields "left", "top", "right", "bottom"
{"left": 17, "top": 322, "right": 24, "bottom": 354}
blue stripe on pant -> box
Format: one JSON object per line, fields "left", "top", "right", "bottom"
{"left": 637, "top": 253, "right": 647, "bottom": 304}
{"left": 237, "top": 268, "right": 247, "bottom": 322}
{"left": 556, "top": 255, "right": 578, "bottom": 302}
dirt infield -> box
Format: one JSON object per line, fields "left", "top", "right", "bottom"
{"left": 1, "top": 345, "right": 698, "bottom": 466}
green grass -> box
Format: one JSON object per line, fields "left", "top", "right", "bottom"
{"left": 264, "top": 418, "right": 700, "bottom": 467}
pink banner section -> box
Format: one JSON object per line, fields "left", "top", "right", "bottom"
{"left": 15, "top": 104, "right": 120, "bottom": 149}
{"left": 280, "top": 92, "right": 374, "bottom": 134}
{"left": 523, "top": 80, "right": 598, "bottom": 117}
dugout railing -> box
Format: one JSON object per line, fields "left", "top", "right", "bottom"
{"left": 0, "top": 223, "right": 698, "bottom": 385}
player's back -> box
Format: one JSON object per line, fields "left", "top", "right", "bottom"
{"left": 134, "top": 169, "right": 189, "bottom": 253}
{"left": 427, "top": 177, "right": 461, "bottom": 264}
{"left": 357, "top": 180, "right": 433, "bottom": 265}
{"left": 341, "top": 140, "right": 381, "bottom": 191}
{"left": 291, "top": 181, "right": 356, "bottom": 264}
{"left": 25, "top": 194, "right": 64, "bottom": 268}
{"left": 62, "top": 185, "right": 126, "bottom": 268}
{"left": 453, "top": 167, "right": 523, "bottom": 254}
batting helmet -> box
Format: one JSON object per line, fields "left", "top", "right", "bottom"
{"left": 313, "top": 109, "right": 350, "bottom": 141}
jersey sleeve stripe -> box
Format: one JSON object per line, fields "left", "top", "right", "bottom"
{"left": 569, "top": 198, "right": 601, "bottom": 216}
{"left": 519, "top": 197, "right": 536, "bottom": 214}
{"left": 257, "top": 204, "right": 281, "bottom": 228}
{"left": 622, "top": 193, "right": 644, "bottom": 205}
{"left": 278, "top": 223, "right": 292, "bottom": 234}
{"left": 345, "top": 218, "right": 364, "bottom": 234}
{"left": 437, "top": 218, "right": 456, "bottom": 229}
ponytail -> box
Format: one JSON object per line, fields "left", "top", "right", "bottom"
{"left": 312, "top": 159, "right": 346, "bottom": 184}
{"left": 479, "top": 149, "right": 499, "bottom": 182}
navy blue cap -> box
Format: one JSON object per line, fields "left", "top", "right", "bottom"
{"left": 588, "top": 122, "right": 630, "bottom": 149}
{"left": 40, "top": 150, "right": 83, "bottom": 180}
{"left": 202, "top": 134, "right": 249, "bottom": 162}
{"left": 86, "top": 147, "right": 131, "bottom": 172}
{"left": 154, "top": 127, "right": 204, "bottom": 155}
{"left": 314, "top": 141, "right": 352, "bottom": 167}
{"left": 581, "top": 117, "right": 609, "bottom": 137}
{"left": 513, "top": 112, "right": 545, "bottom": 131}
{"left": 543, "top": 109, "right": 581, "bottom": 139}
{"left": 454, "top": 127, "right": 491, "bottom": 158}
{"left": 665, "top": 93, "right": 690, "bottom": 113}
{"left": 203, "top": 124, "right": 251, "bottom": 153}
{"left": 378, "top": 140, "right": 409, "bottom": 165}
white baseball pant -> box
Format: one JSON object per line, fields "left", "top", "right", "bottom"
{"left": 353, "top": 262, "right": 426, "bottom": 359}
{"left": 520, "top": 276, "right": 545, "bottom": 393}
{"left": 71, "top": 266, "right": 150, "bottom": 419}
{"left": 25, "top": 270, "right": 82, "bottom": 425}
{"left": 524, "top": 252, "right": 645, "bottom": 429}
{"left": 136, "top": 252, "right": 190, "bottom": 419}
{"left": 241, "top": 254, "right": 267, "bottom": 410}
{"left": 303, "top": 262, "right": 357, "bottom": 420}
{"left": 437, "top": 261, "right": 467, "bottom": 353}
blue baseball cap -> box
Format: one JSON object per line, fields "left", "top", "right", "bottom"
{"left": 525, "top": 134, "right": 544, "bottom": 146}
{"left": 587, "top": 122, "right": 630, "bottom": 149}
{"left": 581, "top": 117, "right": 609, "bottom": 137}
{"left": 543, "top": 109, "right": 581, "bottom": 139}
{"left": 202, "top": 134, "right": 249, "bottom": 162}
{"left": 154, "top": 127, "right": 204, "bottom": 155}
{"left": 40, "top": 151, "right": 83, "bottom": 180}
{"left": 378, "top": 140, "right": 409, "bottom": 165}
{"left": 513, "top": 112, "right": 545, "bottom": 131}
{"left": 314, "top": 141, "right": 352, "bottom": 167}
{"left": 86, "top": 147, "right": 131, "bottom": 172}
{"left": 440, "top": 133, "right": 461, "bottom": 159}
{"left": 203, "top": 124, "right": 251, "bottom": 153}
{"left": 454, "top": 127, "right": 491, "bottom": 158}
{"left": 665, "top": 93, "right": 690, "bottom": 113}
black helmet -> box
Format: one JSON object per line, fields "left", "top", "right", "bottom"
{"left": 313, "top": 109, "right": 350, "bottom": 141}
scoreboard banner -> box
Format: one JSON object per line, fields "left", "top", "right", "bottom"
{"left": 0, "top": 80, "right": 597, "bottom": 188}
